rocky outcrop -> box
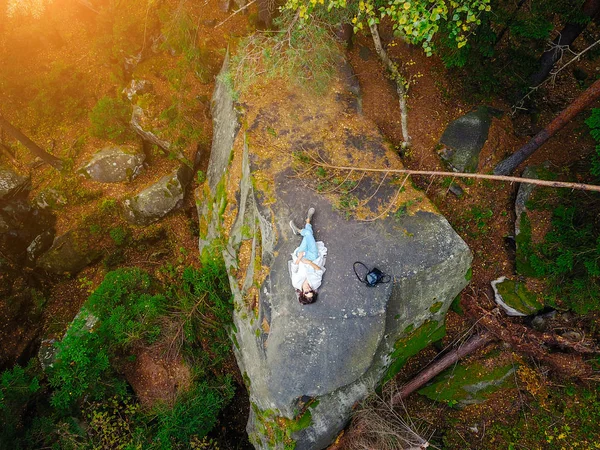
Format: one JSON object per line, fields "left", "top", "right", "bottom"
{"left": 199, "top": 55, "right": 472, "bottom": 449}
{"left": 79, "top": 145, "right": 145, "bottom": 183}
{"left": 37, "top": 229, "right": 102, "bottom": 274}
{"left": 123, "top": 165, "right": 194, "bottom": 225}
{"left": 439, "top": 106, "right": 501, "bottom": 172}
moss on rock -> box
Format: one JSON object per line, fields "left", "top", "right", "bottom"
{"left": 383, "top": 320, "right": 446, "bottom": 383}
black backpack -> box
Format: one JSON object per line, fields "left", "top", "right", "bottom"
{"left": 353, "top": 262, "right": 391, "bottom": 287}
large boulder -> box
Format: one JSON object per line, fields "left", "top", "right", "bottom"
{"left": 439, "top": 106, "right": 500, "bottom": 172}
{"left": 199, "top": 55, "right": 472, "bottom": 449}
{"left": 79, "top": 145, "right": 145, "bottom": 183}
{"left": 123, "top": 165, "right": 194, "bottom": 225}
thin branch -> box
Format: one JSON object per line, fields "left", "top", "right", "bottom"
{"left": 512, "top": 38, "right": 600, "bottom": 114}
{"left": 310, "top": 161, "right": 600, "bottom": 193}
{"left": 215, "top": 0, "right": 258, "bottom": 28}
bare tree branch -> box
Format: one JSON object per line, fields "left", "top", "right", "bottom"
{"left": 307, "top": 160, "right": 600, "bottom": 193}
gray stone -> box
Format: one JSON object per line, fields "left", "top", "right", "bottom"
{"left": 123, "top": 165, "right": 193, "bottom": 225}
{"left": 199, "top": 57, "right": 472, "bottom": 450}
{"left": 79, "top": 146, "right": 145, "bottom": 183}
{"left": 448, "top": 183, "right": 464, "bottom": 198}
{"left": 439, "top": 106, "right": 500, "bottom": 172}
{"left": 37, "top": 229, "right": 102, "bottom": 274}
{"left": 0, "top": 166, "right": 29, "bottom": 200}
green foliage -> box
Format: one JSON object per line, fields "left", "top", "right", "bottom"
{"left": 232, "top": 15, "right": 339, "bottom": 95}
{"left": 0, "top": 361, "right": 41, "bottom": 445}
{"left": 437, "top": 0, "right": 592, "bottom": 100}
{"left": 87, "top": 269, "right": 166, "bottom": 349}
{"left": 177, "top": 258, "right": 234, "bottom": 369}
{"left": 89, "top": 96, "right": 134, "bottom": 142}
{"left": 154, "top": 380, "right": 234, "bottom": 447}
{"left": 109, "top": 226, "right": 129, "bottom": 246}
{"left": 526, "top": 201, "right": 600, "bottom": 314}
{"left": 585, "top": 108, "right": 600, "bottom": 178}
{"left": 284, "top": 0, "right": 491, "bottom": 55}
{"left": 50, "top": 269, "right": 165, "bottom": 411}
{"left": 49, "top": 316, "right": 120, "bottom": 412}
{"left": 30, "top": 60, "right": 88, "bottom": 123}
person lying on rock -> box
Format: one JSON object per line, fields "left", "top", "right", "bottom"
{"left": 289, "top": 207, "right": 327, "bottom": 304}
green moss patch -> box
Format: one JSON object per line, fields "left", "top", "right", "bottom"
{"left": 516, "top": 213, "right": 537, "bottom": 277}
{"left": 418, "top": 361, "right": 516, "bottom": 408}
{"left": 496, "top": 278, "right": 543, "bottom": 316}
{"left": 429, "top": 301, "right": 443, "bottom": 313}
{"left": 383, "top": 321, "right": 446, "bottom": 383}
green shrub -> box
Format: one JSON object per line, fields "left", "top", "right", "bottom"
{"left": 528, "top": 201, "right": 600, "bottom": 314}
{"left": 0, "top": 361, "right": 41, "bottom": 446}
{"left": 109, "top": 225, "right": 129, "bottom": 246}
{"left": 49, "top": 316, "right": 120, "bottom": 412}
{"left": 153, "top": 379, "right": 234, "bottom": 447}
{"left": 585, "top": 108, "right": 600, "bottom": 179}
{"left": 89, "top": 96, "right": 134, "bottom": 142}
{"left": 87, "top": 268, "right": 166, "bottom": 349}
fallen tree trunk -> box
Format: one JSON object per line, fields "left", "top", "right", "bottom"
{"left": 495, "top": 77, "right": 600, "bottom": 175}
{"left": 0, "top": 114, "right": 63, "bottom": 170}
{"left": 391, "top": 331, "right": 496, "bottom": 405}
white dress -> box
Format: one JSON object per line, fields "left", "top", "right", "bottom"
{"left": 289, "top": 241, "right": 327, "bottom": 290}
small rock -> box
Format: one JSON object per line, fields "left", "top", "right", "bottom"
{"left": 448, "top": 183, "right": 464, "bottom": 198}
{"left": 531, "top": 310, "right": 555, "bottom": 332}
{"left": 79, "top": 146, "right": 145, "bottom": 183}
{"left": 123, "top": 165, "right": 194, "bottom": 225}
{"left": 491, "top": 276, "right": 543, "bottom": 316}
{"left": 515, "top": 163, "right": 550, "bottom": 235}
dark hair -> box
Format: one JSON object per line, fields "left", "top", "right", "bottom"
{"left": 296, "top": 288, "right": 317, "bottom": 305}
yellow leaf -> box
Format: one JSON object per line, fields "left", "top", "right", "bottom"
{"left": 403, "top": 2, "right": 410, "bottom": 10}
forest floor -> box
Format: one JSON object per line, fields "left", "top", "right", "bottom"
{"left": 1, "top": 0, "right": 600, "bottom": 448}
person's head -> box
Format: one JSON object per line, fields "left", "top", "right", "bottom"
{"left": 297, "top": 288, "right": 318, "bottom": 304}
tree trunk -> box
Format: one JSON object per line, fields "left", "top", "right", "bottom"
{"left": 369, "top": 22, "right": 411, "bottom": 148}
{"left": 391, "top": 332, "right": 495, "bottom": 404}
{"left": 528, "top": 0, "right": 600, "bottom": 88}
{"left": 495, "top": 77, "right": 600, "bottom": 175}
{"left": 0, "top": 114, "right": 63, "bottom": 170}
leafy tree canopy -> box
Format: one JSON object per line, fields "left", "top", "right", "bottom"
{"left": 283, "top": 0, "right": 491, "bottom": 55}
